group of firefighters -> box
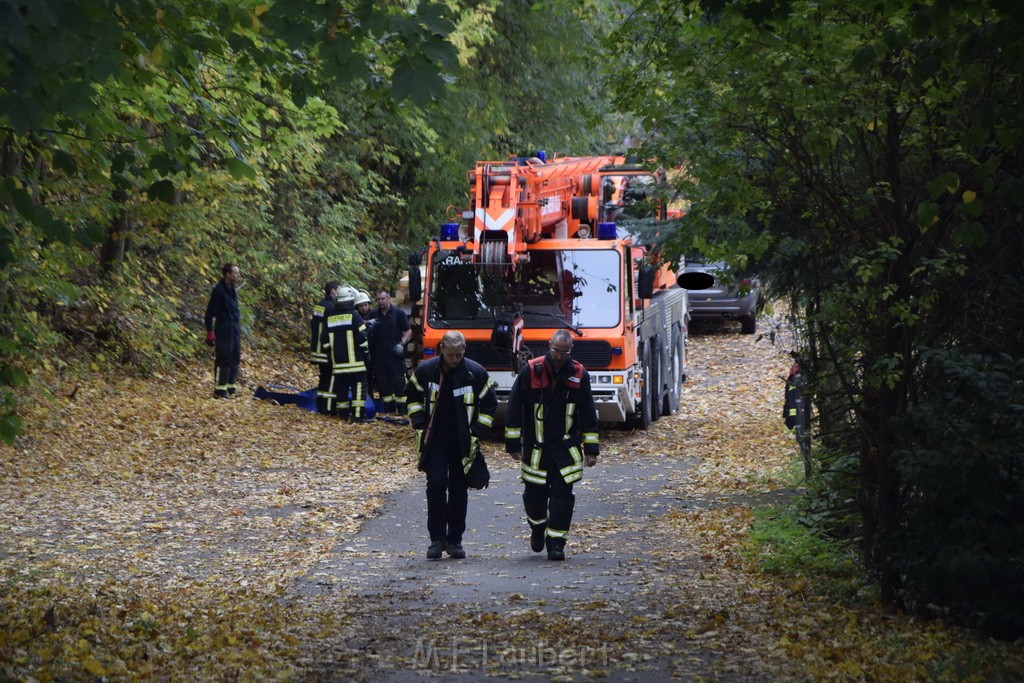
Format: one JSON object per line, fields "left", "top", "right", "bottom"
{"left": 309, "top": 282, "right": 412, "bottom": 421}
{"left": 202, "top": 266, "right": 604, "bottom": 562}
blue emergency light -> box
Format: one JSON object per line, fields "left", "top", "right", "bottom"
{"left": 440, "top": 223, "right": 459, "bottom": 241}
{"left": 597, "top": 222, "right": 617, "bottom": 240}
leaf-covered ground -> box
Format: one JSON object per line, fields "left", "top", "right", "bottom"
{"left": 2, "top": 320, "right": 1022, "bottom": 680}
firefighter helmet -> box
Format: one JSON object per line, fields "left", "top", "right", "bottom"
{"left": 354, "top": 290, "right": 371, "bottom": 306}
{"left": 337, "top": 285, "right": 357, "bottom": 306}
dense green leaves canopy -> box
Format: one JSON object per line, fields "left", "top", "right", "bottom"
{"left": 609, "top": 0, "right": 1024, "bottom": 635}
{"left": 0, "top": 0, "right": 623, "bottom": 443}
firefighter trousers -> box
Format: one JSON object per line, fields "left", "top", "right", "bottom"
{"left": 522, "top": 444, "right": 576, "bottom": 548}
{"left": 213, "top": 333, "right": 241, "bottom": 397}
{"left": 372, "top": 355, "right": 407, "bottom": 413}
{"left": 422, "top": 436, "right": 469, "bottom": 545}
{"left": 315, "top": 362, "right": 335, "bottom": 414}
{"left": 333, "top": 370, "right": 368, "bottom": 419}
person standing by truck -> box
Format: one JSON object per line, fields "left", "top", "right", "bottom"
{"left": 370, "top": 289, "right": 412, "bottom": 414}
{"left": 204, "top": 263, "right": 242, "bottom": 399}
{"left": 505, "top": 329, "right": 599, "bottom": 561}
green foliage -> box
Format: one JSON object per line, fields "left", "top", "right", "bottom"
{"left": 892, "top": 350, "right": 1024, "bottom": 639}
{"left": 609, "top": 0, "right": 1024, "bottom": 630}
{"left": 460, "top": 0, "right": 626, "bottom": 156}
{"left": 747, "top": 503, "right": 866, "bottom": 599}
{"left": 0, "top": 0, "right": 634, "bottom": 444}
{"left": 0, "top": 0, "right": 467, "bottom": 439}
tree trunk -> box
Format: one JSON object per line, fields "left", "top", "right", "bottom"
{"left": 100, "top": 188, "right": 131, "bottom": 273}
{"left": 860, "top": 376, "right": 905, "bottom": 609}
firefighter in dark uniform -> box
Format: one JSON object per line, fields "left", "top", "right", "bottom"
{"left": 783, "top": 362, "right": 809, "bottom": 429}
{"left": 370, "top": 289, "right": 412, "bottom": 414}
{"left": 311, "top": 281, "right": 340, "bottom": 414}
{"left": 406, "top": 331, "right": 497, "bottom": 560}
{"left": 354, "top": 290, "right": 376, "bottom": 403}
{"left": 327, "top": 286, "right": 372, "bottom": 422}
{"left": 204, "top": 263, "right": 242, "bottom": 398}
{"left": 505, "top": 329, "right": 599, "bottom": 560}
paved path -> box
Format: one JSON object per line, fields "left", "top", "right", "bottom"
{"left": 299, "top": 455, "right": 692, "bottom": 606}
{"left": 295, "top": 449, "right": 701, "bottom": 681}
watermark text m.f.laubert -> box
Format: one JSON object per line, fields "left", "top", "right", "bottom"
{"left": 413, "top": 637, "right": 610, "bottom": 671}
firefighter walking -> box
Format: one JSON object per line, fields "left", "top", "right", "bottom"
{"left": 204, "top": 263, "right": 242, "bottom": 398}
{"left": 505, "top": 329, "right": 599, "bottom": 561}
{"left": 311, "top": 282, "right": 340, "bottom": 414}
{"left": 327, "top": 286, "right": 372, "bottom": 422}
{"left": 406, "top": 331, "right": 497, "bottom": 560}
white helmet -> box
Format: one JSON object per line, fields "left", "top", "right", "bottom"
{"left": 337, "top": 285, "right": 357, "bottom": 306}
{"left": 354, "top": 289, "right": 371, "bottom": 306}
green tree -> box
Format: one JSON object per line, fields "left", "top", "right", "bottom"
{"left": 610, "top": 0, "right": 1024, "bottom": 635}
{"left": 0, "top": 0, "right": 457, "bottom": 442}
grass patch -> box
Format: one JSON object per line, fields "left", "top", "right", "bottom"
{"left": 745, "top": 502, "right": 869, "bottom": 600}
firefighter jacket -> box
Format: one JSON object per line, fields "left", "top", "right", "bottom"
{"left": 326, "top": 303, "right": 369, "bottom": 374}
{"left": 783, "top": 363, "right": 808, "bottom": 429}
{"left": 406, "top": 356, "right": 497, "bottom": 473}
{"left": 504, "top": 353, "right": 599, "bottom": 485}
{"left": 204, "top": 279, "right": 240, "bottom": 342}
{"left": 310, "top": 296, "right": 335, "bottom": 365}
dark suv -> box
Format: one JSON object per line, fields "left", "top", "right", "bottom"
{"left": 677, "top": 257, "right": 763, "bottom": 334}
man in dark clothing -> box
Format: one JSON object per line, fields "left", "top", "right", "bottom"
{"left": 370, "top": 289, "right": 412, "bottom": 414}
{"left": 327, "top": 286, "right": 372, "bottom": 422}
{"left": 505, "top": 329, "right": 599, "bottom": 561}
{"left": 311, "top": 282, "right": 340, "bottom": 414}
{"left": 406, "top": 331, "right": 497, "bottom": 560}
{"left": 204, "top": 263, "right": 242, "bottom": 398}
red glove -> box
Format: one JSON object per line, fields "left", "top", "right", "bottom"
{"left": 205, "top": 330, "right": 216, "bottom": 347}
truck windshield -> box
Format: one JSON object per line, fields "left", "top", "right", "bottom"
{"left": 427, "top": 249, "right": 621, "bottom": 330}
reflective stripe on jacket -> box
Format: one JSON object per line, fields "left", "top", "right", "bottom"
{"left": 310, "top": 298, "right": 334, "bottom": 365}
{"left": 504, "top": 353, "right": 599, "bottom": 483}
{"left": 327, "top": 307, "right": 368, "bottom": 373}
{"left": 407, "top": 356, "right": 497, "bottom": 473}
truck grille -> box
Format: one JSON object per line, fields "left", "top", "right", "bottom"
{"left": 465, "top": 340, "right": 612, "bottom": 369}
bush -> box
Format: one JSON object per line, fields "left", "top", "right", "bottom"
{"left": 893, "top": 350, "right": 1024, "bottom": 640}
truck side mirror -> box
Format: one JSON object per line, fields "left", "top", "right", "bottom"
{"left": 638, "top": 265, "right": 655, "bottom": 300}
{"left": 408, "top": 265, "right": 422, "bottom": 303}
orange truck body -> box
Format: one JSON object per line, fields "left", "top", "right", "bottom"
{"left": 407, "top": 155, "right": 689, "bottom": 427}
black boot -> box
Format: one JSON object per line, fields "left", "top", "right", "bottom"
{"left": 546, "top": 538, "right": 565, "bottom": 561}
{"left": 530, "top": 525, "right": 546, "bottom": 553}
{"left": 427, "top": 540, "right": 446, "bottom": 560}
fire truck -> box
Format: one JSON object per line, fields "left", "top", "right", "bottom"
{"left": 405, "top": 154, "right": 690, "bottom": 429}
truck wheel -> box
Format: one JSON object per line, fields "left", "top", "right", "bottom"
{"left": 631, "top": 343, "right": 653, "bottom": 430}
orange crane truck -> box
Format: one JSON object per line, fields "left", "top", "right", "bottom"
{"left": 405, "top": 154, "right": 689, "bottom": 429}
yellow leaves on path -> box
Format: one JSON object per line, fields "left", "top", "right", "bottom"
{"left": 3, "top": 333, "right": 1022, "bottom": 680}
{"left": 0, "top": 350, "right": 415, "bottom": 678}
